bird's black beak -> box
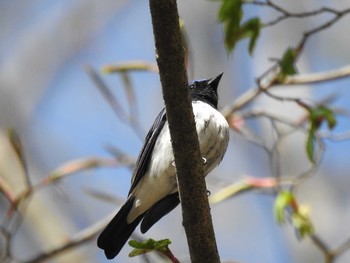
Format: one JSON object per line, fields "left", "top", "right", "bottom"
{"left": 208, "top": 73, "right": 223, "bottom": 90}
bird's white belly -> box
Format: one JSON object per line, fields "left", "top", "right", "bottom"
{"left": 127, "top": 101, "right": 229, "bottom": 222}
{"left": 193, "top": 100, "right": 229, "bottom": 174}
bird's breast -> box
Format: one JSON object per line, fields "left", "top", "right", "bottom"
{"left": 192, "top": 100, "right": 229, "bottom": 174}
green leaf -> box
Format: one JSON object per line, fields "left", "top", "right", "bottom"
{"left": 278, "top": 48, "right": 297, "bottom": 82}
{"left": 129, "top": 247, "right": 150, "bottom": 257}
{"left": 309, "top": 106, "right": 337, "bottom": 129}
{"left": 128, "top": 239, "right": 171, "bottom": 257}
{"left": 224, "top": 17, "right": 261, "bottom": 54}
{"left": 292, "top": 212, "right": 314, "bottom": 239}
{"left": 218, "top": 0, "right": 243, "bottom": 52}
{"left": 306, "top": 106, "right": 337, "bottom": 162}
{"left": 306, "top": 125, "right": 316, "bottom": 163}
{"left": 217, "top": 0, "right": 242, "bottom": 23}
{"left": 241, "top": 18, "right": 261, "bottom": 54}
{"left": 274, "top": 191, "right": 294, "bottom": 224}
{"left": 154, "top": 239, "right": 171, "bottom": 251}
{"left": 216, "top": 0, "right": 261, "bottom": 54}
{"left": 274, "top": 191, "right": 315, "bottom": 239}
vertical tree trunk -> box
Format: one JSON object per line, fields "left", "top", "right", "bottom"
{"left": 149, "top": 1, "right": 221, "bottom": 262}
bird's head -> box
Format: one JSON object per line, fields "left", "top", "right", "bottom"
{"left": 189, "top": 73, "right": 223, "bottom": 109}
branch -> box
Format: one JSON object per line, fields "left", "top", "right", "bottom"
{"left": 22, "top": 215, "right": 110, "bottom": 263}
{"left": 149, "top": 1, "right": 220, "bottom": 262}
{"left": 221, "top": 62, "right": 350, "bottom": 118}
{"left": 102, "top": 61, "right": 159, "bottom": 73}
{"left": 333, "top": 238, "right": 350, "bottom": 259}
{"left": 244, "top": 1, "right": 350, "bottom": 29}
{"left": 284, "top": 64, "right": 350, "bottom": 85}
{"left": 85, "top": 65, "right": 145, "bottom": 140}
{"left": 13, "top": 157, "right": 130, "bottom": 207}
{"left": 21, "top": 211, "right": 149, "bottom": 263}
{"left": 209, "top": 177, "right": 281, "bottom": 204}
{"left": 294, "top": 7, "right": 350, "bottom": 54}
{"left": 0, "top": 176, "right": 16, "bottom": 205}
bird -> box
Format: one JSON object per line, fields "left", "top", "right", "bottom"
{"left": 97, "top": 73, "right": 229, "bottom": 259}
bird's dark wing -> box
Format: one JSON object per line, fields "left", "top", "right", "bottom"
{"left": 97, "top": 196, "right": 143, "bottom": 259}
{"left": 140, "top": 192, "right": 180, "bottom": 233}
{"left": 128, "top": 108, "right": 167, "bottom": 195}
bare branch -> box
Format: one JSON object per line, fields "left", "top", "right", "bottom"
{"left": 22, "top": 211, "right": 116, "bottom": 263}
{"left": 333, "top": 238, "right": 350, "bottom": 259}
{"left": 283, "top": 64, "right": 350, "bottom": 85}
{"left": 309, "top": 235, "right": 332, "bottom": 262}
{"left": 244, "top": 1, "right": 349, "bottom": 29}
{"left": 296, "top": 8, "right": 350, "bottom": 54}
{"left": 7, "top": 129, "right": 31, "bottom": 188}
{"left": 209, "top": 177, "right": 280, "bottom": 204}
{"left": 222, "top": 62, "right": 350, "bottom": 119}
{"left": 0, "top": 176, "right": 16, "bottom": 205}
{"left": 102, "top": 61, "right": 159, "bottom": 73}
{"left": 85, "top": 65, "right": 145, "bottom": 140}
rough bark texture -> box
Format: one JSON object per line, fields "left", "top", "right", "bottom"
{"left": 149, "top": 1, "right": 221, "bottom": 262}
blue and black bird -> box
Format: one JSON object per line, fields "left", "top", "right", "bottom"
{"left": 97, "top": 73, "right": 229, "bottom": 259}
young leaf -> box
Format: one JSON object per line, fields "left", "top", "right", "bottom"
{"left": 241, "top": 18, "right": 260, "bottom": 55}
{"left": 292, "top": 211, "right": 314, "bottom": 239}
{"left": 218, "top": 0, "right": 243, "bottom": 52}
{"left": 217, "top": 0, "right": 242, "bottom": 24}
{"left": 274, "top": 191, "right": 295, "bottom": 224}
{"left": 306, "top": 106, "right": 337, "bottom": 162}
{"left": 128, "top": 238, "right": 171, "bottom": 257}
{"left": 277, "top": 48, "right": 297, "bottom": 82}
{"left": 306, "top": 124, "right": 316, "bottom": 163}
{"left": 310, "top": 106, "right": 337, "bottom": 129}
{"left": 274, "top": 192, "right": 314, "bottom": 239}
{"left": 216, "top": 0, "right": 261, "bottom": 54}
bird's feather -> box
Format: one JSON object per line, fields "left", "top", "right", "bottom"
{"left": 97, "top": 197, "right": 143, "bottom": 259}
{"left": 129, "top": 108, "right": 167, "bottom": 194}
{"left": 140, "top": 192, "right": 180, "bottom": 233}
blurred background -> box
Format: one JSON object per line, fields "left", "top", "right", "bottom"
{"left": 1, "top": 0, "right": 350, "bottom": 262}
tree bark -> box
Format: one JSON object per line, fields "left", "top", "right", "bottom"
{"left": 149, "top": 1, "right": 221, "bottom": 262}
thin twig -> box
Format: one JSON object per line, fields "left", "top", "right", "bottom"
{"left": 21, "top": 209, "right": 152, "bottom": 263}
{"left": 85, "top": 65, "right": 145, "bottom": 140}
{"left": 7, "top": 129, "right": 31, "bottom": 188}
{"left": 332, "top": 238, "right": 350, "bottom": 259}
{"left": 222, "top": 62, "right": 350, "bottom": 118}
{"left": 319, "top": 130, "right": 350, "bottom": 141}
{"left": 0, "top": 177, "right": 16, "bottom": 206}
{"left": 310, "top": 234, "right": 332, "bottom": 261}
{"left": 296, "top": 8, "right": 350, "bottom": 54}
{"left": 244, "top": 1, "right": 348, "bottom": 28}
{"left": 12, "top": 157, "right": 131, "bottom": 208}
{"left": 21, "top": 211, "right": 116, "bottom": 263}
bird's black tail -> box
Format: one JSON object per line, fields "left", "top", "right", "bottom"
{"left": 97, "top": 197, "right": 143, "bottom": 259}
